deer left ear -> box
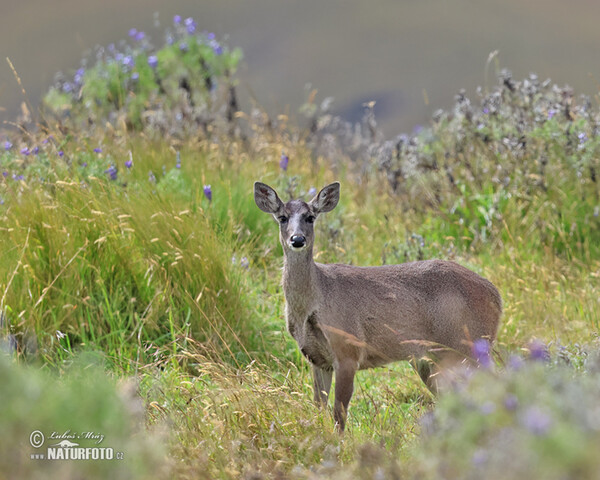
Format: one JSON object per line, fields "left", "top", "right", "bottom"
{"left": 254, "top": 182, "right": 284, "bottom": 214}
{"left": 309, "top": 182, "right": 340, "bottom": 214}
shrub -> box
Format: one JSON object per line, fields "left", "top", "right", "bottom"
{"left": 42, "top": 15, "right": 242, "bottom": 137}
{"left": 0, "top": 353, "right": 168, "bottom": 479}
{"left": 414, "top": 346, "right": 600, "bottom": 479}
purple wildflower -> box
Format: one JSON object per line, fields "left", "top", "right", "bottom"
{"left": 4, "top": 141, "right": 12, "bottom": 151}
{"left": 508, "top": 354, "right": 525, "bottom": 371}
{"left": 122, "top": 55, "right": 134, "bottom": 68}
{"left": 125, "top": 159, "right": 133, "bottom": 169}
{"left": 173, "top": 14, "right": 182, "bottom": 24}
{"left": 240, "top": 257, "right": 249, "bottom": 269}
{"left": 58, "top": 151, "right": 64, "bottom": 157}
{"left": 504, "top": 394, "right": 518, "bottom": 411}
{"left": 148, "top": 171, "right": 156, "bottom": 183}
{"left": 131, "top": 72, "right": 139, "bottom": 81}
{"left": 82, "top": 162, "right": 87, "bottom": 167}
{"left": 74, "top": 68, "right": 85, "bottom": 85}
{"left": 63, "top": 82, "right": 74, "bottom": 93}
{"left": 20, "top": 147, "right": 30, "bottom": 156}
{"left": 307, "top": 187, "right": 317, "bottom": 198}
{"left": 176, "top": 151, "right": 181, "bottom": 169}
{"left": 148, "top": 55, "right": 158, "bottom": 69}
{"left": 134, "top": 31, "right": 145, "bottom": 42}
{"left": 179, "top": 42, "right": 188, "bottom": 52}
{"left": 94, "top": 147, "right": 102, "bottom": 154}
{"left": 528, "top": 339, "right": 549, "bottom": 362}
{"left": 2, "top": 171, "right": 8, "bottom": 178}
{"left": 210, "top": 39, "right": 223, "bottom": 55}
{"left": 480, "top": 401, "right": 496, "bottom": 415}
{"left": 32, "top": 146, "right": 39, "bottom": 155}
{"left": 128, "top": 28, "right": 138, "bottom": 38}
{"left": 471, "top": 449, "right": 488, "bottom": 467}
{"left": 280, "top": 152, "right": 289, "bottom": 171}
{"left": 472, "top": 338, "right": 492, "bottom": 368}
{"left": 184, "top": 17, "right": 196, "bottom": 34}
{"left": 548, "top": 109, "right": 557, "bottom": 120}
{"left": 203, "top": 184, "right": 212, "bottom": 202}
{"left": 105, "top": 164, "right": 118, "bottom": 181}
{"left": 520, "top": 406, "right": 552, "bottom": 436}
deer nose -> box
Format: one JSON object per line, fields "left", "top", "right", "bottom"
{"left": 290, "top": 235, "right": 306, "bottom": 249}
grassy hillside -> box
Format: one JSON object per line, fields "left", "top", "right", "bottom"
{"left": 1, "top": 18, "right": 599, "bottom": 478}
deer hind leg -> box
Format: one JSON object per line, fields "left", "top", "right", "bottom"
{"left": 312, "top": 365, "right": 333, "bottom": 407}
{"left": 412, "top": 358, "right": 439, "bottom": 395}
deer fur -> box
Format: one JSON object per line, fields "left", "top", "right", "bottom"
{"left": 254, "top": 181, "right": 502, "bottom": 431}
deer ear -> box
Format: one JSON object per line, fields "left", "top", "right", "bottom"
{"left": 254, "top": 182, "right": 283, "bottom": 214}
{"left": 310, "top": 182, "right": 340, "bottom": 214}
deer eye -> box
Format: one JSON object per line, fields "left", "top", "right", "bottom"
{"left": 278, "top": 216, "right": 288, "bottom": 224}
{"left": 306, "top": 215, "right": 316, "bottom": 224}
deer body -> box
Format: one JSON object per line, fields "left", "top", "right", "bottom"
{"left": 255, "top": 182, "right": 502, "bottom": 431}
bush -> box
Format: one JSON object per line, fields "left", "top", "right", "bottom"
{"left": 0, "top": 353, "right": 167, "bottom": 479}
{"left": 414, "top": 346, "right": 600, "bottom": 479}
{"left": 42, "top": 15, "right": 242, "bottom": 137}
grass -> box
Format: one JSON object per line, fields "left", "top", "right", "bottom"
{"left": 2, "top": 18, "right": 600, "bottom": 478}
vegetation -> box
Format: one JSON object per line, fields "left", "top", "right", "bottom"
{"left": 1, "top": 17, "right": 599, "bottom": 478}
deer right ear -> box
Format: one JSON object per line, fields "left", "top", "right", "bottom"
{"left": 310, "top": 182, "right": 340, "bottom": 214}
{"left": 254, "top": 182, "right": 283, "bottom": 214}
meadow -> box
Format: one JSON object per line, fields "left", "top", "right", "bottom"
{"left": 1, "top": 17, "right": 600, "bottom": 479}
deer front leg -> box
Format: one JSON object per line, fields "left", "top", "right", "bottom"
{"left": 333, "top": 359, "right": 357, "bottom": 432}
{"left": 312, "top": 365, "right": 333, "bottom": 406}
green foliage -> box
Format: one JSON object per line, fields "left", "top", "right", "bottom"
{"left": 0, "top": 144, "right": 261, "bottom": 369}
{"left": 414, "top": 352, "right": 600, "bottom": 479}
{"left": 42, "top": 18, "right": 242, "bottom": 135}
{"left": 0, "top": 354, "right": 167, "bottom": 479}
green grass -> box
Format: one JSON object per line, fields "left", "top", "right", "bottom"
{"left": 1, "top": 128, "right": 598, "bottom": 477}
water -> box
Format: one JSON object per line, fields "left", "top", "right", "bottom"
{"left": 1, "top": 0, "right": 599, "bottom": 136}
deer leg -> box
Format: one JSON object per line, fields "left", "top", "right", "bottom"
{"left": 333, "top": 359, "right": 357, "bottom": 432}
{"left": 412, "top": 358, "right": 439, "bottom": 395}
{"left": 312, "top": 365, "right": 333, "bottom": 407}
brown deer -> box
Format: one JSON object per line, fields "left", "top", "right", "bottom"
{"left": 254, "top": 181, "right": 502, "bottom": 431}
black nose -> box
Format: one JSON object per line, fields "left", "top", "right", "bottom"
{"left": 290, "top": 235, "right": 306, "bottom": 248}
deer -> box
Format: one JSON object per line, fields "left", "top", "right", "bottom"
{"left": 254, "top": 181, "right": 502, "bottom": 432}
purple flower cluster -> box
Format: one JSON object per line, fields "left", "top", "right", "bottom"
{"left": 128, "top": 28, "right": 146, "bottom": 42}
{"left": 105, "top": 164, "right": 118, "bottom": 181}
{"left": 472, "top": 338, "right": 493, "bottom": 369}
{"left": 147, "top": 55, "right": 158, "bottom": 70}
{"left": 184, "top": 17, "right": 196, "bottom": 35}
{"left": 279, "top": 152, "right": 289, "bottom": 171}
{"left": 203, "top": 184, "right": 212, "bottom": 202}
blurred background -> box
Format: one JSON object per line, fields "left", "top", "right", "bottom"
{"left": 1, "top": 0, "right": 599, "bottom": 136}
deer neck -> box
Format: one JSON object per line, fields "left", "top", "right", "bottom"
{"left": 282, "top": 248, "right": 320, "bottom": 315}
